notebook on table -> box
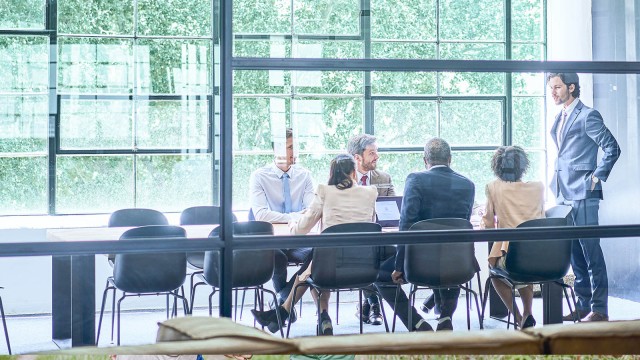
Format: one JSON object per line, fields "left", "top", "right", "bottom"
{"left": 375, "top": 196, "right": 403, "bottom": 227}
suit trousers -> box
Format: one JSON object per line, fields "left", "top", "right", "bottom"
{"left": 273, "top": 248, "right": 312, "bottom": 298}
{"left": 565, "top": 198, "right": 609, "bottom": 315}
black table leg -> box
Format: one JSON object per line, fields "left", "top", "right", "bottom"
{"left": 52, "top": 256, "right": 71, "bottom": 341}
{"left": 542, "top": 282, "right": 563, "bottom": 324}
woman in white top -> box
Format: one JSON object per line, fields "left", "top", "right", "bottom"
{"left": 252, "top": 154, "right": 377, "bottom": 335}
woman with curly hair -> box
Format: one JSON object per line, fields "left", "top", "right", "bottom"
{"left": 482, "top": 145, "right": 545, "bottom": 329}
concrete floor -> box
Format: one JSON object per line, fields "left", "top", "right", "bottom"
{"left": 2, "top": 289, "right": 640, "bottom": 355}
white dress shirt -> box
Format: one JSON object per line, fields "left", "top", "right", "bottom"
{"left": 249, "top": 163, "right": 315, "bottom": 223}
{"left": 356, "top": 170, "right": 371, "bottom": 186}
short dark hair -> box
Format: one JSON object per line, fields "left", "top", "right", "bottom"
{"left": 424, "top": 137, "right": 451, "bottom": 166}
{"left": 546, "top": 73, "right": 581, "bottom": 98}
{"left": 491, "top": 146, "right": 530, "bottom": 182}
{"left": 328, "top": 154, "right": 356, "bottom": 190}
{"left": 347, "top": 134, "right": 377, "bottom": 157}
{"left": 271, "top": 128, "right": 294, "bottom": 149}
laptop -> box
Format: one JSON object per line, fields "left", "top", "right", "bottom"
{"left": 375, "top": 196, "right": 403, "bottom": 227}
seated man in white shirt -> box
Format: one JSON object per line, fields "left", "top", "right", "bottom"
{"left": 249, "top": 128, "right": 314, "bottom": 313}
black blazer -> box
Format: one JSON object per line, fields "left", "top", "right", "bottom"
{"left": 395, "top": 166, "right": 475, "bottom": 271}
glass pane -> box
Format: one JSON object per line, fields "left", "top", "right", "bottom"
{"left": 440, "top": 42, "right": 505, "bottom": 60}
{"left": 137, "top": 99, "right": 209, "bottom": 149}
{"left": 58, "top": 37, "right": 133, "bottom": 94}
{"left": 136, "top": 155, "right": 212, "bottom": 210}
{"left": 234, "top": 70, "right": 292, "bottom": 95}
{"left": 371, "top": 0, "right": 436, "bottom": 40}
{"left": 440, "top": 72, "right": 505, "bottom": 95}
{"left": 524, "top": 150, "right": 545, "bottom": 185}
{"left": 234, "top": 97, "right": 290, "bottom": 151}
{"left": 298, "top": 152, "right": 334, "bottom": 189}
{"left": 371, "top": 42, "right": 436, "bottom": 59}
{"left": 512, "top": 72, "right": 544, "bottom": 96}
{"left": 234, "top": 38, "right": 292, "bottom": 58}
{"left": 512, "top": 43, "right": 544, "bottom": 60}
{"left": 371, "top": 71, "right": 436, "bottom": 95}
{"left": 440, "top": 100, "right": 503, "bottom": 146}
{"left": 374, "top": 101, "right": 437, "bottom": 147}
{"left": 0, "top": 95, "right": 48, "bottom": 153}
{"left": 0, "top": 156, "right": 47, "bottom": 215}
{"left": 233, "top": 0, "right": 291, "bottom": 34}
{"left": 440, "top": 0, "right": 504, "bottom": 41}
{"left": 60, "top": 98, "right": 132, "bottom": 150}
{"left": 232, "top": 154, "right": 272, "bottom": 209}
{"left": 294, "top": 0, "right": 360, "bottom": 35}
{"left": 375, "top": 152, "right": 424, "bottom": 194}
{"left": 0, "top": 0, "right": 45, "bottom": 30}
{"left": 0, "top": 36, "right": 48, "bottom": 93}
{"left": 453, "top": 150, "right": 494, "bottom": 204}
{"left": 136, "top": 39, "right": 211, "bottom": 94}
{"left": 512, "top": 0, "right": 544, "bottom": 42}
{"left": 56, "top": 155, "right": 134, "bottom": 213}
{"left": 293, "top": 71, "right": 362, "bottom": 95}
{"left": 137, "top": 0, "right": 212, "bottom": 36}
{"left": 58, "top": 0, "right": 134, "bottom": 35}
{"left": 512, "top": 96, "right": 544, "bottom": 148}
{"left": 292, "top": 97, "right": 363, "bottom": 151}
{"left": 294, "top": 40, "right": 363, "bottom": 59}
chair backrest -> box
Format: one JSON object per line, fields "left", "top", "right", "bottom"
{"left": 108, "top": 208, "right": 168, "bottom": 227}
{"left": 311, "top": 222, "right": 382, "bottom": 289}
{"left": 179, "top": 206, "right": 238, "bottom": 225}
{"left": 545, "top": 205, "right": 573, "bottom": 225}
{"left": 505, "top": 217, "right": 571, "bottom": 281}
{"left": 113, "top": 225, "right": 187, "bottom": 293}
{"left": 405, "top": 218, "right": 476, "bottom": 287}
{"left": 204, "top": 221, "right": 275, "bottom": 288}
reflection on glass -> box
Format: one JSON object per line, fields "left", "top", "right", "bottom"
{"left": 0, "top": 95, "right": 48, "bottom": 153}
{"left": 0, "top": 36, "right": 49, "bottom": 93}
{"left": 56, "top": 155, "right": 134, "bottom": 213}
{"left": 294, "top": 0, "right": 360, "bottom": 35}
{"left": 137, "top": 39, "right": 211, "bottom": 94}
{"left": 0, "top": 156, "right": 47, "bottom": 215}
{"left": 371, "top": 0, "right": 436, "bottom": 40}
{"left": 233, "top": 0, "right": 291, "bottom": 34}
{"left": 137, "top": 0, "right": 212, "bottom": 37}
{"left": 233, "top": 154, "right": 272, "bottom": 209}
{"left": 137, "top": 100, "right": 209, "bottom": 149}
{"left": 60, "top": 99, "right": 132, "bottom": 150}
{"left": 58, "top": 38, "right": 134, "bottom": 94}
{"left": 136, "top": 154, "right": 212, "bottom": 210}
{"left": 0, "top": 0, "right": 46, "bottom": 30}
{"left": 234, "top": 38, "right": 292, "bottom": 58}
{"left": 374, "top": 101, "right": 437, "bottom": 147}
{"left": 57, "top": 0, "right": 134, "bottom": 35}
{"left": 233, "top": 97, "right": 290, "bottom": 151}
{"left": 440, "top": 100, "right": 503, "bottom": 146}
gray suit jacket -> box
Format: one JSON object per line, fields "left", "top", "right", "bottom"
{"left": 370, "top": 169, "right": 396, "bottom": 196}
{"left": 550, "top": 100, "right": 621, "bottom": 200}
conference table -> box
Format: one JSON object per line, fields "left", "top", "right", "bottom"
{"left": 47, "top": 223, "right": 563, "bottom": 347}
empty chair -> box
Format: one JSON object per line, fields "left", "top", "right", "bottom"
{"left": 545, "top": 205, "right": 573, "bottom": 224}
{"left": 0, "top": 288, "right": 10, "bottom": 354}
{"left": 286, "top": 222, "right": 389, "bottom": 337}
{"left": 108, "top": 208, "right": 168, "bottom": 228}
{"left": 404, "top": 218, "right": 483, "bottom": 331}
{"left": 481, "top": 217, "right": 579, "bottom": 329}
{"left": 191, "top": 221, "right": 282, "bottom": 334}
{"left": 96, "top": 225, "right": 188, "bottom": 345}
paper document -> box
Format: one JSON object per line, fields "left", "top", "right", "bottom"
{"left": 375, "top": 200, "right": 401, "bottom": 221}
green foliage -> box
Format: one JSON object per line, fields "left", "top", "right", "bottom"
{"left": 512, "top": 97, "right": 545, "bottom": 148}
{"left": 0, "top": 36, "right": 49, "bottom": 93}
{"left": 0, "top": 156, "right": 47, "bottom": 214}
{"left": 374, "top": 101, "right": 437, "bottom": 147}
{"left": 0, "top": 95, "right": 48, "bottom": 153}
{"left": 440, "top": 100, "right": 503, "bottom": 146}
{"left": 371, "top": 0, "right": 437, "bottom": 40}
{"left": 137, "top": 0, "right": 212, "bottom": 36}
{"left": 58, "top": 0, "right": 134, "bottom": 35}
{"left": 440, "top": 0, "right": 504, "bottom": 41}
{"left": 294, "top": 0, "right": 360, "bottom": 35}
{"left": 512, "top": 0, "right": 544, "bottom": 42}
{"left": 0, "top": 0, "right": 45, "bottom": 30}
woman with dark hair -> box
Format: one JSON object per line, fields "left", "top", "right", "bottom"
{"left": 481, "top": 145, "right": 545, "bottom": 329}
{"left": 252, "top": 154, "right": 378, "bottom": 335}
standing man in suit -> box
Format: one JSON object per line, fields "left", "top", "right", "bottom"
{"left": 374, "top": 137, "right": 475, "bottom": 331}
{"left": 347, "top": 134, "right": 395, "bottom": 326}
{"left": 249, "top": 128, "right": 315, "bottom": 315}
{"left": 547, "top": 73, "right": 621, "bottom": 322}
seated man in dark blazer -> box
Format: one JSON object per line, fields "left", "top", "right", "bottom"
{"left": 374, "top": 137, "right": 475, "bottom": 331}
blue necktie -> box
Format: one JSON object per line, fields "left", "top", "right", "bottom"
{"left": 283, "top": 173, "right": 292, "bottom": 213}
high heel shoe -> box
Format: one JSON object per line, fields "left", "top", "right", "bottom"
{"left": 521, "top": 315, "right": 536, "bottom": 329}
{"left": 251, "top": 306, "right": 289, "bottom": 333}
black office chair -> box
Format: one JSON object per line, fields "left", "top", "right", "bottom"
{"left": 0, "top": 288, "right": 10, "bottom": 354}
{"left": 480, "top": 217, "right": 579, "bottom": 329}
{"left": 96, "top": 225, "right": 189, "bottom": 345}
{"left": 545, "top": 204, "right": 573, "bottom": 223}
{"left": 287, "top": 222, "right": 390, "bottom": 337}
{"left": 192, "top": 221, "right": 283, "bottom": 335}
{"left": 403, "top": 218, "right": 483, "bottom": 331}
{"left": 180, "top": 206, "right": 237, "bottom": 313}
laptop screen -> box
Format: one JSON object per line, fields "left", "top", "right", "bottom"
{"left": 375, "top": 196, "right": 403, "bottom": 227}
